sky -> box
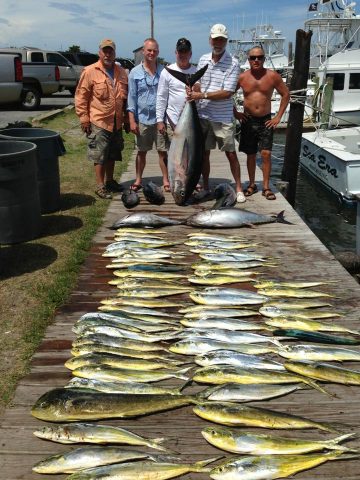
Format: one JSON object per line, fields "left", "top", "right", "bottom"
{"left": 0, "top": 1, "right": 340, "bottom": 62}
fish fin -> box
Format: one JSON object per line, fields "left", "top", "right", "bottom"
{"left": 275, "top": 210, "right": 293, "bottom": 225}
{"left": 165, "top": 65, "right": 208, "bottom": 87}
{"left": 193, "top": 456, "right": 224, "bottom": 472}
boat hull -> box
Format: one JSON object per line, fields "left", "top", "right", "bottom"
{"left": 300, "top": 127, "right": 360, "bottom": 204}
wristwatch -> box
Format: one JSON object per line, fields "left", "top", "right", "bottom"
{"left": 204, "top": 92, "right": 208, "bottom": 99}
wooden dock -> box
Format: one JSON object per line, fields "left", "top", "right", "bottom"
{"left": 1, "top": 149, "right": 360, "bottom": 479}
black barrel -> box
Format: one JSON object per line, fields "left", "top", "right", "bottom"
{"left": 0, "top": 141, "right": 41, "bottom": 244}
{"left": 0, "top": 128, "right": 66, "bottom": 213}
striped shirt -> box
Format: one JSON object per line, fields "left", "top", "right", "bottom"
{"left": 196, "top": 50, "right": 240, "bottom": 123}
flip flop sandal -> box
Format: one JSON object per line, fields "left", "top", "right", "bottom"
{"left": 244, "top": 184, "right": 258, "bottom": 196}
{"left": 130, "top": 183, "right": 143, "bottom": 192}
{"left": 262, "top": 188, "right": 276, "bottom": 200}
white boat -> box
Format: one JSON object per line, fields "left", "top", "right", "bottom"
{"left": 305, "top": 0, "right": 360, "bottom": 68}
{"left": 317, "top": 48, "right": 360, "bottom": 126}
{"left": 300, "top": 127, "right": 360, "bottom": 203}
{"left": 229, "top": 24, "right": 288, "bottom": 71}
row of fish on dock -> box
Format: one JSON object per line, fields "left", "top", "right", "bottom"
{"left": 30, "top": 209, "right": 360, "bottom": 479}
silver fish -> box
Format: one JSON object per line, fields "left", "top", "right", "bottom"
{"left": 166, "top": 65, "right": 208, "bottom": 205}
{"left": 186, "top": 208, "right": 290, "bottom": 228}
{"left": 111, "top": 212, "right": 182, "bottom": 229}
{"left": 203, "top": 383, "right": 304, "bottom": 402}
{"left": 195, "top": 350, "right": 285, "bottom": 370}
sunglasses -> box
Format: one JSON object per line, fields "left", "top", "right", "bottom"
{"left": 249, "top": 55, "right": 265, "bottom": 61}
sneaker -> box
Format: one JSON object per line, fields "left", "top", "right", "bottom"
{"left": 105, "top": 179, "right": 122, "bottom": 192}
{"left": 236, "top": 191, "right": 246, "bottom": 203}
{"left": 95, "top": 185, "right": 112, "bottom": 199}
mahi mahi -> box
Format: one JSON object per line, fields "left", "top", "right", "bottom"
{"left": 33, "top": 423, "right": 170, "bottom": 450}
{"left": 31, "top": 388, "right": 197, "bottom": 422}
{"left": 202, "top": 426, "right": 356, "bottom": 455}
{"left": 209, "top": 452, "right": 350, "bottom": 480}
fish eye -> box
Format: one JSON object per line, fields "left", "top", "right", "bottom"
{"left": 180, "top": 191, "right": 185, "bottom": 196}
{"left": 211, "top": 429, "right": 217, "bottom": 435}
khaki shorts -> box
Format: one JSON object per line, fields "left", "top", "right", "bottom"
{"left": 200, "top": 119, "right": 235, "bottom": 152}
{"left": 136, "top": 123, "right": 168, "bottom": 152}
{"left": 87, "top": 124, "right": 124, "bottom": 165}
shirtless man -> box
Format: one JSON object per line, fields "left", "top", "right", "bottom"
{"left": 234, "top": 46, "right": 290, "bottom": 200}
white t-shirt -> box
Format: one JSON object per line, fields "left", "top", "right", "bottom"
{"left": 156, "top": 62, "right": 197, "bottom": 126}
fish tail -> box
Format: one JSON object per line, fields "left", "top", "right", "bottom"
{"left": 165, "top": 65, "right": 208, "bottom": 87}
{"left": 175, "top": 366, "right": 192, "bottom": 380}
{"left": 275, "top": 210, "right": 292, "bottom": 225}
{"left": 149, "top": 438, "right": 178, "bottom": 453}
{"left": 192, "top": 456, "right": 224, "bottom": 472}
{"left": 347, "top": 328, "right": 360, "bottom": 336}
{"left": 325, "top": 433, "right": 358, "bottom": 452}
{"left": 305, "top": 378, "right": 335, "bottom": 397}
{"left": 317, "top": 421, "right": 345, "bottom": 433}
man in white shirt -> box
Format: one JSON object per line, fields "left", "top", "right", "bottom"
{"left": 156, "top": 38, "right": 196, "bottom": 191}
{"left": 187, "top": 24, "right": 245, "bottom": 203}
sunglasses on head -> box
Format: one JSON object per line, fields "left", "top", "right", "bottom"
{"left": 249, "top": 55, "right": 265, "bottom": 61}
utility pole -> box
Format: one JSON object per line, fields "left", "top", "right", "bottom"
{"left": 150, "top": 0, "right": 154, "bottom": 37}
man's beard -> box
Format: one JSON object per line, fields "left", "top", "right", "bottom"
{"left": 212, "top": 46, "right": 225, "bottom": 55}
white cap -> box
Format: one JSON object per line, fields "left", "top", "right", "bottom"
{"left": 210, "top": 24, "right": 228, "bottom": 39}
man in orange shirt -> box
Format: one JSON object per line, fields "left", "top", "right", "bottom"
{"left": 75, "top": 39, "right": 128, "bottom": 199}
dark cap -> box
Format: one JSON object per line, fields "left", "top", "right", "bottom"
{"left": 176, "top": 38, "right": 191, "bottom": 52}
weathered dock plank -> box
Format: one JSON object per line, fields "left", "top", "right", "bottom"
{"left": 1, "top": 149, "right": 360, "bottom": 480}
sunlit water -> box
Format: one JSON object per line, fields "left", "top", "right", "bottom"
{"left": 269, "top": 133, "right": 356, "bottom": 255}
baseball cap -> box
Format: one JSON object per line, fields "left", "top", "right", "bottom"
{"left": 210, "top": 24, "right": 228, "bottom": 39}
{"left": 176, "top": 38, "right": 192, "bottom": 52}
{"left": 99, "top": 39, "right": 116, "bottom": 50}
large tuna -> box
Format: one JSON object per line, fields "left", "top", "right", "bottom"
{"left": 186, "top": 208, "right": 291, "bottom": 228}
{"left": 166, "top": 66, "right": 207, "bottom": 205}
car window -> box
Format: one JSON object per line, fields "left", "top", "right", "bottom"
{"left": 31, "top": 52, "right": 44, "bottom": 62}
{"left": 78, "top": 53, "right": 98, "bottom": 66}
{"left": 47, "top": 53, "right": 69, "bottom": 66}
{"left": 63, "top": 53, "right": 75, "bottom": 64}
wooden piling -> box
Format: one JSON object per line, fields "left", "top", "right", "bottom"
{"left": 281, "top": 29, "right": 312, "bottom": 207}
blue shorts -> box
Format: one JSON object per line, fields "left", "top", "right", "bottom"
{"left": 238, "top": 113, "right": 274, "bottom": 155}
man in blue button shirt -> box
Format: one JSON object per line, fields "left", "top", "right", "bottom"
{"left": 127, "top": 38, "right": 169, "bottom": 191}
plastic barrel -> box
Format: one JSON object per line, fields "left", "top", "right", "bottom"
{"left": 0, "top": 128, "right": 66, "bottom": 213}
{"left": 0, "top": 140, "right": 41, "bottom": 244}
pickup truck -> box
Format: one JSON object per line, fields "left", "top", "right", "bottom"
{"left": 20, "top": 62, "right": 60, "bottom": 109}
{"left": 0, "top": 53, "right": 23, "bottom": 105}
{"left": 0, "top": 47, "right": 79, "bottom": 94}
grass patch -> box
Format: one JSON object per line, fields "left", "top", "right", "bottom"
{"left": 0, "top": 108, "right": 134, "bottom": 411}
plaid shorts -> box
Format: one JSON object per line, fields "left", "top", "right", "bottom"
{"left": 87, "top": 124, "right": 124, "bottom": 165}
